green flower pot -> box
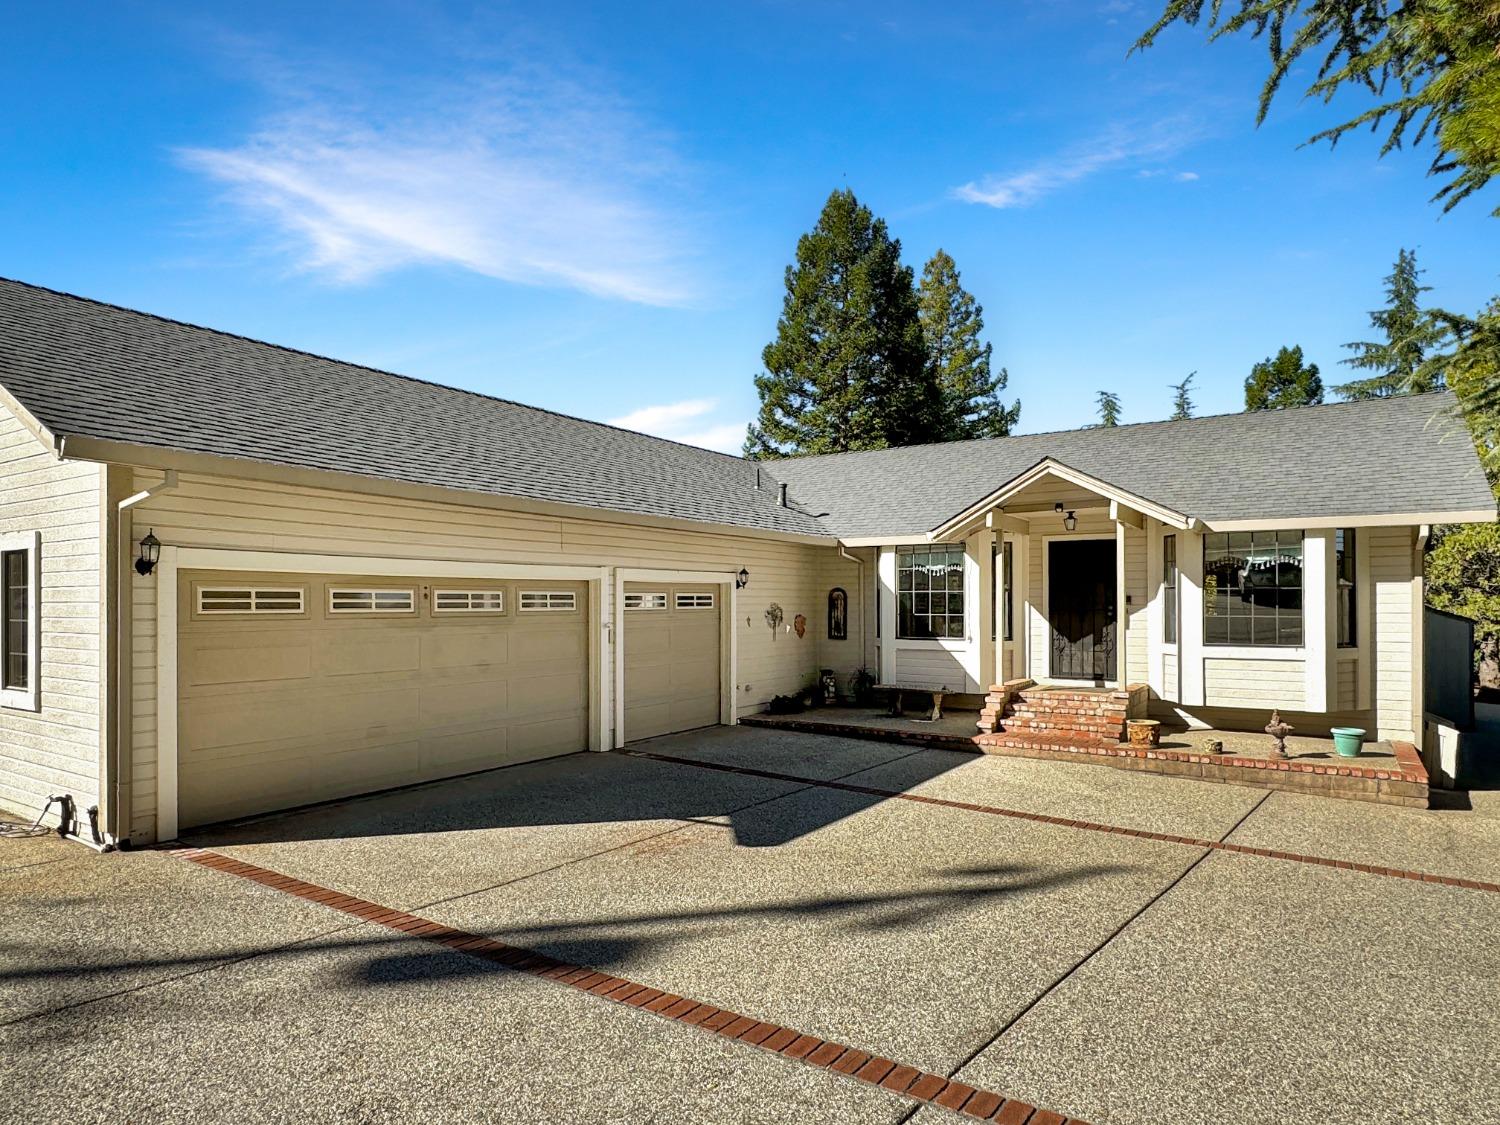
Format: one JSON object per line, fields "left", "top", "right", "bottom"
{"left": 1331, "top": 727, "right": 1366, "bottom": 758}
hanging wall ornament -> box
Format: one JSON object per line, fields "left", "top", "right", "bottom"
{"left": 764, "top": 603, "right": 784, "bottom": 640}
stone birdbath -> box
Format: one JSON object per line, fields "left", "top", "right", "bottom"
{"left": 1264, "top": 710, "right": 1294, "bottom": 759}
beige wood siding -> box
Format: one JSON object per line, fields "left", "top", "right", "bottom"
{"left": 1369, "top": 526, "right": 1416, "bottom": 740}
{"left": 622, "top": 582, "right": 720, "bottom": 742}
{"left": 127, "top": 469, "right": 830, "bottom": 842}
{"left": 1336, "top": 656, "right": 1358, "bottom": 711}
{"left": 1161, "top": 653, "right": 1178, "bottom": 700}
{"left": 891, "top": 645, "right": 970, "bottom": 691}
{"left": 1203, "top": 657, "right": 1306, "bottom": 709}
{"left": 0, "top": 404, "right": 105, "bottom": 826}
{"left": 176, "top": 569, "right": 586, "bottom": 827}
{"left": 814, "top": 546, "right": 876, "bottom": 693}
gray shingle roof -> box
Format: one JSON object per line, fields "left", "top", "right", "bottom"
{"left": 0, "top": 278, "right": 1489, "bottom": 544}
{"left": 0, "top": 279, "right": 829, "bottom": 538}
{"left": 770, "top": 391, "right": 1494, "bottom": 537}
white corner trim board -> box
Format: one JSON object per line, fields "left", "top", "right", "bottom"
{"left": 153, "top": 546, "right": 611, "bottom": 842}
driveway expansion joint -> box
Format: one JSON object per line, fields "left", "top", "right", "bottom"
{"left": 623, "top": 749, "right": 1500, "bottom": 894}
{"left": 164, "top": 845, "right": 1089, "bottom": 1124}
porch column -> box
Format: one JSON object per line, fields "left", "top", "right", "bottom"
{"left": 1179, "top": 528, "right": 1206, "bottom": 706}
{"left": 876, "top": 547, "right": 897, "bottom": 684}
{"left": 967, "top": 529, "right": 995, "bottom": 690}
{"left": 1303, "top": 528, "right": 1333, "bottom": 713}
{"left": 1116, "top": 521, "right": 1128, "bottom": 688}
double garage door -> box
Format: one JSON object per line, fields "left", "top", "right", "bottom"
{"left": 175, "top": 569, "right": 724, "bottom": 829}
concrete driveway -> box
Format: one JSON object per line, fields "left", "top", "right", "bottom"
{"left": 3, "top": 726, "right": 1498, "bottom": 1124}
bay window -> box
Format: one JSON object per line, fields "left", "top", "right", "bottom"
{"left": 897, "top": 545, "right": 965, "bottom": 640}
{"left": 1203, "top": 530, "right": 1303, "bottom": 647}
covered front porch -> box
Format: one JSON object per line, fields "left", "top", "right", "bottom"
{"left": 874, "top": 459, "right": 1180, "bottom": 700}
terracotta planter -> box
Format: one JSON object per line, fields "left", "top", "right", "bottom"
{"left": 1126, "top": 719, "right": 1161, "bottom": 747}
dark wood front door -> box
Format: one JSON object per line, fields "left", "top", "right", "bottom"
{"left": 1048, "top": 540, "right": 1116, "bottom": 682}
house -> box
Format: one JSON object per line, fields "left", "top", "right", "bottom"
{"left": 0, "top": 279, "right": 1493, "bottom": 846}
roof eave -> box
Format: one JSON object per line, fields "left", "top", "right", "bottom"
{"left": 57, "top": 435, "right": 841, "bottom": 547}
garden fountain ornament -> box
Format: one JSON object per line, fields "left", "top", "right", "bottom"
{"left": 1264, "top": 710, "right": 1294, "bottom": 759}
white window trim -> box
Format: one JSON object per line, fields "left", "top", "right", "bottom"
{"left": 0, "top": 530, "right": 40, "bottom": 712}
{"left": 327, "top": 587, "right": 417, "bottom": 614}
{"left": 674, "top": 592, "right": 716, "bottom": 609}
{"left": 432, "top": 588, "right": 506, "bottom": 614}
{"left": 624, "top": 591, "right": 668, "bottom": 611}
{"left": 196, "top": 586, "right": 307, "bottom": 615}
{"left": 519, "top": 590, "right": 578, "bottom": 612}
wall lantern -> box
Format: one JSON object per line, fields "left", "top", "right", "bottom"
{"left": 1063, "top": 511, "right": 1078, "bottom": 532}
{"left": 1053, "top": 502, "right": 1064, "bottom": 514}
{"left": 135, "top": 529, "right": 161, "bottom": 576}
{"left": 736, "top": 567, "right": 750, "bottom": 589}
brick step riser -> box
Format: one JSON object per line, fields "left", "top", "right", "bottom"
{"left": 1017, "top": 692, "right": 1128, "bottom": 703}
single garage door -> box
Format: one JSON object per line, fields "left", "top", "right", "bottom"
{"left": 622, "top": 581, "right": 721, "bottom": 742}
{"left": 176, "top": 570, "right": 589, "bottom": 828}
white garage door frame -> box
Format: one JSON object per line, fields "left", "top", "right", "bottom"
{"left": 154, "top": 546, "right": 612, "bottom": 841}
{"left": 612, "top": 567, "right": 738, "bottom": 749}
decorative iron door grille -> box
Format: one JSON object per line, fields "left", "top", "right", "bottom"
{"left": 1048, "top": 540, "right": 1117, "bottom": 681}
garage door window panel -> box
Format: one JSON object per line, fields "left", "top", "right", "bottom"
{"left": 625, "top": 592, "right": 667, "bottom": 610}
{"left": 674, "top": 592, "right": 716, "bottom": 609}
{"left": 519, "top": 591, "right": 577, "bottom": 612}
{"left": 433, "top": 588, "right": 506, "bottom": 614}
{"left": 196, "top": 586, "right": 307, "bottom": 616}
{"left": 328, "top": 587, "right": 416, "bottom": 614}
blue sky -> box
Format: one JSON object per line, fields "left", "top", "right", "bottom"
{"left": 3, "top": 1, "right": 1496, "bottom": 449}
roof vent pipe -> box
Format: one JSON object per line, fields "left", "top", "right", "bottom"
{"left": 755, "top": 466, "right": 762, "bottom": 490}
{"left": 778, "top": 482, "right": 788, "bottom": 508}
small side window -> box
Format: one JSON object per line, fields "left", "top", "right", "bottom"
{"left": 674, "top": 592, "right": 715, "bottom": 610}
{"left": 0, "top": 531, "right": 39, "bottom": 711}
{"left": 624, "top": 592, "right": 667, "bottom": 610}
{"left": 328, "top": 588, "right": 416, "bottom": 614}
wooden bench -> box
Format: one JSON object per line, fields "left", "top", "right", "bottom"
{"left": 873, "top": 683, "right": 951, "bottom": 722}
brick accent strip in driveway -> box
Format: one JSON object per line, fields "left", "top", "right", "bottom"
{"left": 623, "top": 749, "right": 1500, "bottom": 895}
{"left": 166, "top": 846, "right": 1089, "bottom": 1125}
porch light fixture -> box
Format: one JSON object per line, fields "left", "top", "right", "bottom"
{"left": 1063, "top": 510, "right": 1077, "bottom": 532}
{"left": 736, "top": 567, "right": 750, "bottom": 589}
{"left": 1054, "top": 502, "right": 1064, "bottom": 513}
{"left": 135, "top": 529, "right": 161, "bottom": 576}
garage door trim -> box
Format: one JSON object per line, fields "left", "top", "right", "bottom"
{"left": 612, "top": 567, "right": 737, "bottom": 749}
{"left": 155, "top": 547, "right": 611, "bottom": 841}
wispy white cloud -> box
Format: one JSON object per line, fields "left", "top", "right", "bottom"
{"left": 609, "top": 398, "right": 746, "bottom": 454}
{"left": 1175, "top": 170, "right": 1200, "bottom": 182}
{"left": 178, "top": 59, "right": 698, "bottom": 305}
{"left": 954, "top": 118, "right": 1204, "bottom": 209}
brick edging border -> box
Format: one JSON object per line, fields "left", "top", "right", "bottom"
{"left": 623, "top": 750, "right": 1498, "bottom": 895}
{"left": 737, "top": 716, "right": 1429, "bottom": 807}
{"left": 166, "top": 846, "right": 1087, "bottom": 1125}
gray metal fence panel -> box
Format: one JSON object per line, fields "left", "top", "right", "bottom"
{"left": 1425, "top": 607, "right": 1475, "bottom": 730}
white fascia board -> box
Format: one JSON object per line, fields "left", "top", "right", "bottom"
{"left": 930, "top": 458, "right": 1193, "bottom": 540}
{"left": 1200, "top": 510, "right": 1497, "bottom": 531}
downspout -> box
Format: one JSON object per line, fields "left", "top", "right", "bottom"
{"left": 839, "top": 544, "right": 867, "bottom": 675}
{"left": 111, "top": 467, "right": 179, "bottom": 847}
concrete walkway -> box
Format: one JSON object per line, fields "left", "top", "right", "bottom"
{"left": 3, "top": 726, "right": 1497, "bottom": 1124}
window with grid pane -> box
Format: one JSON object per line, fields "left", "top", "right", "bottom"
{"left": 1163, "top": 535, "right": 1178, "bottom": 645}
{"left": 1203, "top": 531, "right": 1303, "bottom": 647}
{"left": 1336, "top": 529, "right": 1357, "bottom": 647}
{"left": 897, "top": 545, "right": 965, "bottom": 640}
{"left": 3, "top": 549, "right": 29, "bottom": 691}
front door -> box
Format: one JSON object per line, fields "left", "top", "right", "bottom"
{"left": 1048, "top": 540, "right": 1116, "bottom": 682}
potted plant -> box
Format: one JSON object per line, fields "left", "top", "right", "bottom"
{"left": 1330, "top": 726, "right": 1366, "bottom": 758}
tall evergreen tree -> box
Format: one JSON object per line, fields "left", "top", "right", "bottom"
{"left": 745, "top": 190, "right": 942, "bottom": 458}
{"left": 1336, "top": 249, "right": 1449, "bottom": 399}
{"left": 1095, "top": 391, "right": 1122, "bottom": 427}
{"left": 1245, "top": 346, "right": 1324, "bottom": 410}
{"left": 1169, "top": 371, "right": 1196, "bottom": 420}
{"left": 917, "top": 249, "right": 1020, "bottom": 440}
